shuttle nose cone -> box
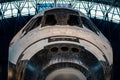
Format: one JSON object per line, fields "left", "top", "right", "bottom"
{"left": 45, "top": 68, "right": 86, "bottom": 80}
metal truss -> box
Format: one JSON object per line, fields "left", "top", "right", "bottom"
{"left": 0, "top": 0, "right": 120, "bottom": 24}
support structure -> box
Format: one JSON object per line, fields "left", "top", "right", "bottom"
{"left": 0, "top": 0, "right": 119, "bottom": 24}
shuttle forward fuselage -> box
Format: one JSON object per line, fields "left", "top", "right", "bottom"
{"left": 8, "top": 8, "right": 113, "bottom": 80}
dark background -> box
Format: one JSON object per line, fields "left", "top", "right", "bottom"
{"left": 0, "top": 16, "right": 120, "bottom": 80}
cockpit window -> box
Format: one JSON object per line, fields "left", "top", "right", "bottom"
{"left": 29, "top": 17, "right": 42, "bottom": 31}
{"left": 45, "top": 15, "right": 57, "bottom": 26}
{"left": 67, "top": 15, "right": 80, "bottom": 26}
{"left": 81, "top": 17, "right": 100, "bottom": 34}
{"left": 22, "top": 16, "right": 42, "bottom": 34}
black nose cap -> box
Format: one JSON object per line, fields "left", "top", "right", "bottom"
{"left": 53, "top": 74, "right": 80, "bottom": 80}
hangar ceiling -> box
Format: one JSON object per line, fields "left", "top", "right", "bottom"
{"left": 0, "top": 0, "right": 120, "bottom": 24}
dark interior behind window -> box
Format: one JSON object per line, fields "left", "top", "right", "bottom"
{"left": 67, "top": 15, "right": 80, "bottom": 26}
{"left": 45, "top": 15, "right": 57, "bottom": 26}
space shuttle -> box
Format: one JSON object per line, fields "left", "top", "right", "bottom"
{"left": 8, "top": 8, "right": 113, "bottom": 80}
